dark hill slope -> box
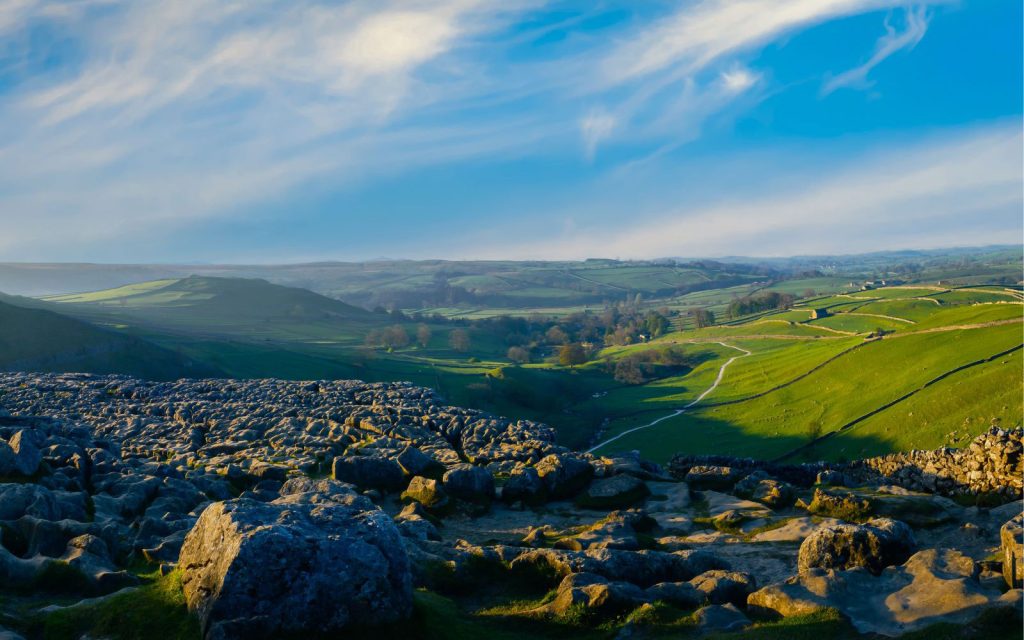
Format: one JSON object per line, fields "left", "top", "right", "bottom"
{"left": 0, "top": 299, "right": 220, "bottom": 380}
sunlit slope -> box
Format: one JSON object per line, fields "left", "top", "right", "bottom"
{"left": 0, "top": 299, "right": 219, "bottom": 380}
{"left": 591, "top": 286, "right": 1023, "bottom": 462}
{"left": 44, "top": 276, "right": 374, "bottom": 338}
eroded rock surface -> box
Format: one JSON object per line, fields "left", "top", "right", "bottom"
{"left": 178, "top": 479, "right": 412, "bottom": 639}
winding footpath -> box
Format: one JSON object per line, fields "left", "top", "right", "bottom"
{"left": 586, "top": 342, "right": 752, "bottom": 455}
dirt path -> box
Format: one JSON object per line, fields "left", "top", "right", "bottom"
{"left": 586, "top": 342, "right": 752, "bottom": 454}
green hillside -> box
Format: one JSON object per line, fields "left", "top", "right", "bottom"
{"left": 45, "top": 275, "right": 371, "bottom": 327}
{"left": 0, "top": 299, "right": 219, "bottom": 380}
{"left": 587, "top": 286, "right": 1023, "bottom": 462}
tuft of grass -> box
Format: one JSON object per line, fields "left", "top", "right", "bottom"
{"left": 35, "top": 569, "right": 199, "bottom": 640}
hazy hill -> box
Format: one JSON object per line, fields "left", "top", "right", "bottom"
{"left": 43, "top": 276, "right": 373, "bottom": 333}
{"left": 0, "top": 298, "right": 220, "bottom": 380}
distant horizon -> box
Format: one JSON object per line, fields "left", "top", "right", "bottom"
{"left": 0, "top": 243, "right": 1019, "bottom": 269}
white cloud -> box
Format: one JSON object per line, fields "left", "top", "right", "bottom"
{"left": 720, "top": 65, "right": 760, "bottom": 93}
{"left": 599, "top": 0, "right": 947, "bottom": 87}
{"left": 580, "top": 110, "right": 616, "bottom": 160}
{"left": 478, "top": 123, "right": 1023, "bottom": 259}
{"left": 823, "top": 5, "right": 930, "bottom": 95}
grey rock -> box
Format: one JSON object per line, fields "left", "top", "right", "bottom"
{"left": 442, "top": 464, "right": 495, "bottom": 505}
{"left": 694, "top": 603, "right": 749, "bottom": 633}
{"left": 798, "top": 518, "right": 916, "bottom": 575}
{"left": 178, "top": 480, "right": 412, "bottom": 639}
{"left": 332, "top": 455, "right": 406, "bottom": 492}
{"left": 535, "top": 454, "right": 593, "bottom": 499}
{"left": 576, "top": 474, "right": 649, "bottom": 510}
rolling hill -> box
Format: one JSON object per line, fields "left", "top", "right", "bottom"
{"left": 0, "top": 298, "right": 220, "bottom": 380}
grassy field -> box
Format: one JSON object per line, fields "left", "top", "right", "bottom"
{"left": 586, "top": 286, "right": 1022, "bottom": 461}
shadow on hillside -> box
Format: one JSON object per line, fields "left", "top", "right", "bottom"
{"left": 588, "top": 410, "right": 913, "bottom": 466}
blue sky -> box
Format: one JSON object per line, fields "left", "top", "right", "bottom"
{"left": 0, "top": 0, "right": 1020, "bottom": 262}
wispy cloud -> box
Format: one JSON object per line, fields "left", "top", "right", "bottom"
{"left": 823, "top": 5, "right": 930, "bottom": 95}
{"left": 597, "top": 0, "right": 947, "bottom": 88}
{"left": 479, "top": 123, "right": 1023, "bottom": 259}
{"left": 580, "top": 109, "right": 616, "bottom": 160}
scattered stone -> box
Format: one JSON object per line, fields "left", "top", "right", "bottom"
{"left": 752, "top": 548, "right": 1011, "bottom": 636}
{"left": 401, "top": 476, "right": 449, "bottom": 510}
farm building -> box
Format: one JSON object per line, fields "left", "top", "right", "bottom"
{"left": 810, "top": 308, "right": 829, "bottom": 319}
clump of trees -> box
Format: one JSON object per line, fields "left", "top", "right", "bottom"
{"left": 507, "top": 346, "right": 530, "bottom": 364}
{"left": 448, "top": 328, "right": 471, "bottom": 352}
{"left": 364, "top": 325, "right": 410, "bottom": 349}
{"left": 688, "top": 308, "right": 716, "bottom": 329}
{"left": 611, "top": 347, "right": 699, "bottom": 385}
{"left": 558, "top": 343, "right": 588, "bottom": 367}
{"left": 726, "top": 291, "right": 795, "bottom": 319}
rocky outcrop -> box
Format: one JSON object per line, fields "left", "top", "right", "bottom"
{"left": 178, "top": 479, "right": 412, "bottom": 639}
{"left": 750, "top": 549, "right": 1018, "bottom": 636}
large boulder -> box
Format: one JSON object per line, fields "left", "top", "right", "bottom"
{"left": 797, "top": 518, "right": 915, "bottom": 575}
{"left": 0, "top": 484, "right": 61, "bottom": 520}
{"left": 535, "top": 454, "right": 593, "bottom": 500}
{"left": 178, "top": 479, "right": 412, "bottom": 639}
{"left": 331, "top": 455, "right": 406, "bottom": 492}
{"left": 1001, "top": 512, "right": 1023, "bottom": 588}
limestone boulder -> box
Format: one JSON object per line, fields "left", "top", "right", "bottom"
{"left": 797, "top": 518, "right": 915, "bottom": 575}
{"left": 178, "top": 479, "right": 412, "bottom": 639}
